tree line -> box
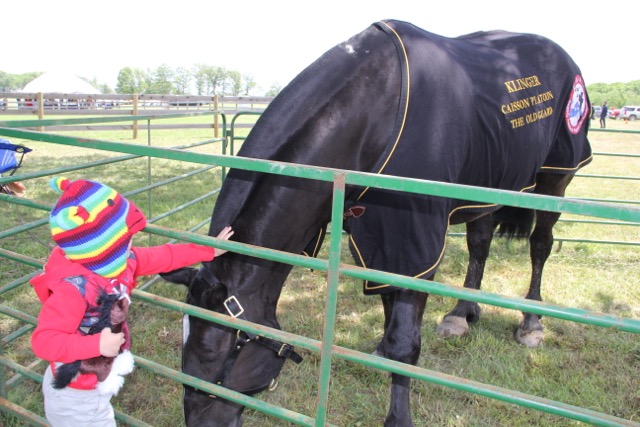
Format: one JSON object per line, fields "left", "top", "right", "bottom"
{"left": 585, "top": 80, "right": 640, "bottom": 109}
{"left": 1, "top": 67, "right": 638, "bottom": 106}
{"left": 114, "top": 64, "right": 281, "bottom": 97}
{"left": 0, "top": 71, "right": 43, "bottom": 92}
{"left": 0, "top": 64, "right": 283, "bottom": 97}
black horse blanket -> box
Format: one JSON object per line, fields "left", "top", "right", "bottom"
{"left": 344, "top": 20, "right": 592, "bottom": 294}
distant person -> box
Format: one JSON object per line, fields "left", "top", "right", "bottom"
{"left": 600, "top": 101, "right": 608, "bottom": 128}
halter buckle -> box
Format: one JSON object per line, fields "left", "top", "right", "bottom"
{"left": 278, "top": 343, "right": 292, "bottom": 357}
{"left": 236, "top": 329, "right": 251, "bottom": 343}
{"left": 223, "top": 295, "right": 244, "bottom": 318}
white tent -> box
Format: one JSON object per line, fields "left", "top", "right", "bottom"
{"left": 21, "top": 72, "right": 100, "bottom": 94}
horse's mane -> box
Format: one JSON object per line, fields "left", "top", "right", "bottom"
{"left": 209, "top": 24, "right": 400, "bottom": 245}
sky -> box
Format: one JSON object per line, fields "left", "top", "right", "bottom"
{"left": 3, "top": 1, "right": 637, "bottom": 93}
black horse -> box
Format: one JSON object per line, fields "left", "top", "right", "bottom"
{"left": 161, "top": 20, "right": 592, "bottom": 427}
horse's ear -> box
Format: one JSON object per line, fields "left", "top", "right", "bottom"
{"left": 159, "top": 267, "right": 198, "bottom": 288}
{"left": 195, "top": 267, "right": 227, "bottom": 299}
{"left": 161, "top": 267, "right": 226, "bottom": 308}
{"left": 189, "top": 267, "right": 228, "bottom": 309}
{"left": 194, "top": 266, "right": 218, "bottom": 286}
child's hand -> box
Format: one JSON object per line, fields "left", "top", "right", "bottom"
{"left": 100, "top": 328, "right": 125, "bottom": 357}
{"left": 214, "top": 226, "right": 234, "bottom": 257}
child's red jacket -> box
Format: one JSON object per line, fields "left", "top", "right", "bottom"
{"left": 31, "top": 243, "right": 215, "bottom": 390}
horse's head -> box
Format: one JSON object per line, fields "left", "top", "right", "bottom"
{"left": 160, "top": 263, "right": 301, "bottom": 426}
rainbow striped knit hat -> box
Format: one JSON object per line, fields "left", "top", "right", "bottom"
{"left": 49, "top": 177, "right": 147, "bottom": 278}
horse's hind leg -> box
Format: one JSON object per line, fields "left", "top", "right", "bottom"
{"left": 377, "top": 289, "right": 428, "bottom": 427}
{"left": 437, "top": 214, "right": 494, "bottom": 338}
{"left": 516, "top": 173, "right": 574, "bottom": 347}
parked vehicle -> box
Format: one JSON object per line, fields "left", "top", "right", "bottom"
{"left": 619, "top": 106, "right": 640, "bottom": 121}
{"left": 591, "top": 105, "right": 601, "bottom": 119}
{"left": 608, "top": 108, "right": 620, "bottom": 119}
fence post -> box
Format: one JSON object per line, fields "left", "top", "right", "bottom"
{"left": 0, "top": 334, "right": 5, "bottom": 399}
{"left": 314, "top": 172, "right": 346, "bottom": 426}
{"left": 36, "top": 93, "right": 44, "bottom": 132}
{"left": 214, "top": 95, "right": 219, "bottom": 138}
{"left": 132, "top": 94, "right": 139, "bottom": 139}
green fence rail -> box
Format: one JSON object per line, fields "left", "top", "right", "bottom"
{"left": 1, "top": 119, "right": 639, "bottom": 426}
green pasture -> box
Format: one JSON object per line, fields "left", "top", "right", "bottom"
{"left": 1, "top": 115, "right": 639, "bottom": 426}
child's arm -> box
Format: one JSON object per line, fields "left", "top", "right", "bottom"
{"left": 31, "top": 287, "right": 102, "bottom": 363}
{"left": 132, "top": 226, "right": 234, "bottom": 277}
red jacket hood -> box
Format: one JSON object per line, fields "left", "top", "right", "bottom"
{"left": 30, "top": 246, "right": 99, "bottom": 303}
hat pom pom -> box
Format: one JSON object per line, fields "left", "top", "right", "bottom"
{"left": 50, "top": 177, "right": 70, "bottom": 194}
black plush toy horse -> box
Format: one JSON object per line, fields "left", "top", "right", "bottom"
{"left": 52, "top": 291, "right": 134, "bottom": 395}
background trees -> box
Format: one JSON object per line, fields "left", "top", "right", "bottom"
{"left": 587, "top": 81, "right": 640, "bottom": 109}
{"left": 0, "top": 71, "right": 42, "bottom": 92}
{"left": 2, "top": 66, "right": 639, "bottom": 103}
{"left": 1, "top": 64, "right": 264, "bottom": 96}
{"left": 116, "top": 64, "right": 260, "bottom": 96}
{"left": 115, "top": 67, "right": 149, "bottom": 94}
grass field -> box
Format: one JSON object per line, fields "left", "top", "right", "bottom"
{"left": 1, "top": 115, "right": 639, "bottom": 426}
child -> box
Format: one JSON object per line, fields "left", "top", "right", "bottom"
{"left": 30, "top": 176, "right": 233, "bottom": 427}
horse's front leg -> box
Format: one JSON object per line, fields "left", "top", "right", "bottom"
{"left": 378, "top": 289, "right": 428, "bottom": 427}
{"left": 372, "top": 292, "right": 396, "bottom": 356}
{"left": 437, "top": 215, "right": 494, "bottom": 338}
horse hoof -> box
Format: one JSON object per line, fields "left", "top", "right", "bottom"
{"left": 515, "top": 328, "right": 544, "bottom": 348}
{"left": 436, "top": 316, "right": 469, "bottom": 338}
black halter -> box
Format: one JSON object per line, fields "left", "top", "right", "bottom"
{"left": 213, "top": 295, "right": 303, "bottom": 389}
{"left": 187, "top": 294, "right": 303, "bottom": 398}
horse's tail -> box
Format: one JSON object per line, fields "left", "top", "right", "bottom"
{"left": 52, "top": 361, "right": 81, "bottom": 389}
{"left": 493, "top": 206, "right": 535, "bottom": 239}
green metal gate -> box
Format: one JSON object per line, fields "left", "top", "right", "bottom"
{"left": 1, "top": 116, "right": 639, "bottom": 426}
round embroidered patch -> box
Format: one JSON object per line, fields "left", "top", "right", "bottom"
{"left": 565, "top": 75, "right": 588, "bottom": 134}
